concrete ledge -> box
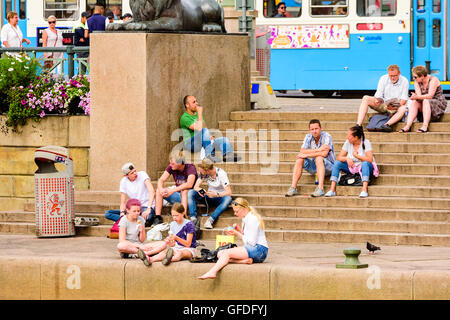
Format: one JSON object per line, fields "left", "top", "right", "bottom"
{"left": 1, "top": 247, "right": 449, "bottom": 300}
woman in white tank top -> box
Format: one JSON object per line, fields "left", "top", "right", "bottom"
{"left": 42, "top": 15, "right": 64, "bottom": 73}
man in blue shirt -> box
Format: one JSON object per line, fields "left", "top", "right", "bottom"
{"left": 84, "top": 3, "right": 108, "bottom": 39}
{"left": 285, "top": 119, "right": 336, "bottom": 197}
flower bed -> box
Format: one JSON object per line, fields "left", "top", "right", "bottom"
{"left": 0, "top": 53, "right": 90, "bottom": 130}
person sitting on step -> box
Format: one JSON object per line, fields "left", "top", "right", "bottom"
{"left": 180, "top": 95, "right": 241, "bottom": 162}
{"left": 285, "top": 119, "right": 336, "bottom": 197}
{"left": 355, "top": 64, "right": 409, "bottom": 132}
{"left": 188, "top": 158, "right": 232, "bottom": 230}
{"left": 104, "top": 162, "right": 156, "bottom": 227}
{"left": 154, "top": 151, "right": 197, "bottom": 223}
{"left": 198, "top": 197, "right": 268, "bottom": 280}
{"left": 324, "top": 125, "right": 379, "bottom": 198}
{"left": 137, "top": 203, "right": 197, "bottom": 267}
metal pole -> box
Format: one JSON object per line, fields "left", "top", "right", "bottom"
{"left": 67, "top": 45, "right": 74, "bottom": 78}
{"left": 242, "top": 0, "right": 247, "bottom": 33}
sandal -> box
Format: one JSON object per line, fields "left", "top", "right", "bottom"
{"left": 417, "top": 128, "right": 428, "bottom": 133}
{"left": 399, "top": 127, "right": 411, "bottom": 133}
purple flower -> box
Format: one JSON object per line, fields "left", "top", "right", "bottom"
{"left": 21, "top": 100, "right": 26, "bottom": 105}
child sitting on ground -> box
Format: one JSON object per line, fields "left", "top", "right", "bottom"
{"left": 137, "top": 203, "right": 197, "bottom": 266}
{"left": 117, "top": 198, "right": 169, "bottom": 259}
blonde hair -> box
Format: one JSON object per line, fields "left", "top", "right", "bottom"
{"left": 47, "top": 15, "right": 57, "bottom": 22}
{"left": 387, "top": 64, "right": 400, "bottom": 72}
{"left": 7, "top": 11, "right": 17, "bottom": 21}
{"left": 412, "top": 65, "right": 428, "bottom": 78}
{"left": 232, "top": 197, "right": 265, "bottom": 230}
{"left": 198, "top": 158, "right": 214, "bottom": 171}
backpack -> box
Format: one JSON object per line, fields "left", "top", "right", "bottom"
{"left": 366, "top": 114, "right": 390, "bottom": 132}
{"left": 107, "top": 216, "right": 122, "bottom": 239}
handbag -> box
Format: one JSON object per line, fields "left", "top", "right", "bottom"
{"left": 338, "top": 173, "right": 363, "bottom": 186}
{"left": 107, "top": 216, "right": 122, "bottom": 239}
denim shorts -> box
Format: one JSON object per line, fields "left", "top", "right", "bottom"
{"left": 303, "top": 158, "right": 334, "bottom": 176}
{"left": 245, "top": 244, "right": 268, "bottom": 263}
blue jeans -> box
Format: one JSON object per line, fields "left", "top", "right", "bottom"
{"left": 303, "top": 158, "right": 334, "bottom": 176}
{"left": 330, "top": 161, "right": 374, "bottom": 183}
{"left": 245, "top": 244, "right": 268, "bottom": 263}
{"left": 105, "top": 206, "right": 155, "bottom": 222}
{"left": 184, "top": 128, "right": 233, "bottom": 157}
{"left": 187, "top": 189, "right": 232, "bottom": 221}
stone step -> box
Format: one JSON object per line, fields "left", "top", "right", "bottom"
{"left": 217, "top": 162, "right": 450, "bottom": 175}
{"left": 226, "top": 152, "right": 450, "bottom": 164}
{"left": 2, "top": 221, "right": 448, "bottom": 246}
{"left": 8, "top": 205, "right": 450, "bottom": 224}
{"left": 233, "top": 131, "right": 450, "bottom": 143}
{"left": 225, "top": 172, "right": 450, "bottom": 187}
{"left": 229, "top": 111, "right": 450, "bottom": 122}
{"left": 219, "top": 120, "right": 450, "bottom": 132}
{"left": 227, "top": 140, "right": 450, "bottom": 154}
{"left": 24, "top": 191, "right": 450, "bottom": 211}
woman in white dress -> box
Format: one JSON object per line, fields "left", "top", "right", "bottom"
{"left": 42, "top": 15, "right": 64, "bottom": 73}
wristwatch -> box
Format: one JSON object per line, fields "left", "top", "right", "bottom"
{"left": 217, "top": 192, "right": 220, "bottom": 197}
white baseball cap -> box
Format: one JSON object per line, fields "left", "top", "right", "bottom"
{"left": 121, "top": 162, "right": 135, "bottom": 175}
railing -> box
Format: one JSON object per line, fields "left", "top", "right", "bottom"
{"left": 0, "top": 46, "right": 90, "bottom": 78}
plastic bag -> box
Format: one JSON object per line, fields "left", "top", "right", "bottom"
{"left": 146, "top": 222, "right": 170, "bottom": 241}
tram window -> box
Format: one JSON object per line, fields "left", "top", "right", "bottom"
{"left": 86, "top": 0, "right": 123, "bottom": 18}
{"left": 19, "top": 0, "right": 26, "bottom": 19}
{"left": 310, "top": 0, "right": 348, "bottom": 16}
{"left": 4, "top": 1, "right": 12, "bottom": 19}
{"left": 417, "top": 19, "right": 425, "bottom": 47}
{"left": 356, "top": 0, "right": 396, "bottom": 16}
{"left": 432, "top": 0, "right": 441, "bottom": 13}
{"left": 44, "top": 0, "right": 80, "bottom": 20}
{"left": 432, "top": 19, "right": 441, "bottom": 47}
{"left": 417, "top": 0, "right": 425, "bottom": 12}
{"left": 263, "top": 0, "right": 302, "bottom": 18}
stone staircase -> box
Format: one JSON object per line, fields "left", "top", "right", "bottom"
{"left": 1, "top": 110, "right": 449, "bottom": 246}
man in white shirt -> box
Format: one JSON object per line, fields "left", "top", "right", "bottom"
{"left": 188, "top": 159, "right": 232, "bottom": 229}
{"left": 105, "top": 162, "right": 157, "bottom": 227}
{"left": 1, "top": 11, "right": 30, "bottom": 47}
{"left": 356, "top": 64, "right": 410, "bottom": 132}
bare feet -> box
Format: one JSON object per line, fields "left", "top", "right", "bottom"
{"left": 198, "top": 272, "right": 216, "bottom": 280}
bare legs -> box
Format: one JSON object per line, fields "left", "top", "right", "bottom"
{"left": 198, "top": 247, "right": 252, "bottom": 280}
{"left": 400, "top": 100, "right": 430, "bottom": 132}
{"left": 117, "top": 240, "right": 167, "bottom": 256}
{"left": 386, "top": 105, "right": 407, "bottom": 126}
{"left": 290, "top": 158, "right": 304, "bottom": 189}
{"left": 290, "top": 156, "right": 326, "bottom": 191}
{"left": 357, "top": 96, "right": 379, "bottom": 126}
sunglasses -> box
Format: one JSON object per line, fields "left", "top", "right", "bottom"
{"left": 231, "top": 201, "right": 244, "bottom": 207}
{"left": 48, "top": 21, "right": 56, "bottom": 24}
{"left": 279, "top": 6, "right": 286, "bottom": 9}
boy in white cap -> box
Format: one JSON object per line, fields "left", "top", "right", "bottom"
{"left": 105, "top": 162, "right": 160, "bottom": 226}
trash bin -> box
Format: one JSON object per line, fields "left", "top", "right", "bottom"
{"left": 34, "top": 146, "right": 75, "bottom": 237}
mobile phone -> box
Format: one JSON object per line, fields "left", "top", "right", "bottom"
{"left": 199, "top": 189, "right": 206, "bottom": 195}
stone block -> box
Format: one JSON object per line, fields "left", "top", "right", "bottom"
{"left": 270, "top": 265, "right": 413, "bottom": 300}
{"left": 68, "top": 116, "right": 90, "bottom": 147}
{"left": 40, "top": 258, "right": 125, "bottom": 300}
{"left": 0, "top": 257, "right": 41, "bottom": 299}
{"left": 89, "top": 32, "right": 250, "bottom": 190}
{"left": 125, "top": 260, "right": 270, "bottom": 300}
{"left": 413, "top": 271, "right": 450, "bottom": 299}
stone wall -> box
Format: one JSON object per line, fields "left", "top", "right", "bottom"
{"left": 0, "top": 115, "right": 90, "bottom": 210}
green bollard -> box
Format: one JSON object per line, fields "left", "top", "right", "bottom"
{"left": 336, "top": 247, "right": 368, "bottom": 269}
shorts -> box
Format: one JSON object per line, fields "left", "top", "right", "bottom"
{"left": 303, "top": 158, "right": 333, "bottom": 176}
{"left": 370, "top": 103, "right": 397, "bottom": 115}
{"left": 173, "top": 244, "right": 196, "bottom": 258}
{"left": 245, "top": 244, "right": 268, "bottom": 263}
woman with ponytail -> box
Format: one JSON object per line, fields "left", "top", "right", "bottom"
{"left": 324, "top": 125, "right": 379, "bottom": 198}
{"left": 198, "top": 197, "right": 268, "bottom": 280}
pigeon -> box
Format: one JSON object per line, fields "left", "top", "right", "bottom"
{"left": 367, "top": 241, "right": 381, "bottom": 254}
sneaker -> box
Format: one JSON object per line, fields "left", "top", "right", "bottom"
{"left": 120, "top": 252, "right": 129, "bottom": 259}
{"left": 153, "top": 215, "right": 163, "bottom": 226}
{"left": 204, "top": 217, "right": 214, "bottom": 229}
{"left": 324, "top": 190, "right": 336, "bottom": 197}
{"left": 162, "top": 247, "right": 174, "bottom": 266}
{"left": 311, "top": 187, "right": 325, "bottom": 197}
{"left": 190, "top": 216, "right": 198, "bottom": 224}
{"left": 223, "top": 153, "right": 241, "bottom": 162}
{"left": 285, "top": 187, "right": 298, "bottom": 197}
{"left": 137, "top": 249, "right": 152, "bottom": 267}
{"left": 359, "top": 191, "right": 369, "bottom": 198}
{"left": 379, "top": 124, "right": 393, "bottom": 132}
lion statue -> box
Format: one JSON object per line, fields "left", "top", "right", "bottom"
{"left": 107, "top": 0, "right": 226, "bottom": 32}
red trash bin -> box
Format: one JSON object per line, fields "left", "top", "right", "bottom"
{"left": 34, "top": 146, "right": 75, "bottom": 237}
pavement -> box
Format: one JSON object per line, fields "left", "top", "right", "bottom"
{"left": 1, "top": 234, "right": 449, "bottom": 272}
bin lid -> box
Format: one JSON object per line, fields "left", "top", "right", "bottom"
{"left": 35, "top": 146, "right": 72, "bottom": 162}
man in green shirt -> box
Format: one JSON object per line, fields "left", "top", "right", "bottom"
{"left": 180, "top": 95, "right": 240, "bottom": 162}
